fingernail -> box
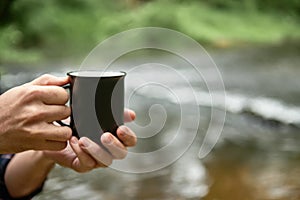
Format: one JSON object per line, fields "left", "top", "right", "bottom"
{"left": 81, "top": 137, "right": 90, "bottom": 148}
{"left": 70, "top": 137, "right": 77, "bottom": 144}
{"left": 119, "top": 131, "right": 125, "bottom": 138}
{"left": 103, "top": 134, "right": 113, "bottom": 145}
{"left": 118, "top": 126, "right": 126, "bottom": 137}
{"left": 119, "top": 125, "right": 127, "bottom": 133}
{"left": 130, "top": 110, "right": 136, "bottom": 120}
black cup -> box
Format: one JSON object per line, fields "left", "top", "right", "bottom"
{"left": 60, "top": 70, "right": 126, "bottom": 145}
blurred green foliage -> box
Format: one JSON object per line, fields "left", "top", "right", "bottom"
{"left": 0, "top": 0, "right": 299, "bottom": 64}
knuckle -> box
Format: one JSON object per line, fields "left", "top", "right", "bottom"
{"left": 19, "top": 126, "right": 33, "bottom": 136}
{"left": 36, "top": 109, "right": 48, "bottom": 120}
{"left": 39, "top": 74, "right": 54, "bottom": 85}
{"left": 14, "top": 144, "right": 28, "bottom": 153}
{"left": 21, "top": 106, "right": 42, "bottom": 123}
{"left": 25, "top": 86, "right": 43, "bottom": 101}
{"left": 27, "top": 106, "right": 46, "bottom": 121}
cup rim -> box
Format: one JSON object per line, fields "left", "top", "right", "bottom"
{"left": 67, "top": 70, "right": 126, "bottom": 78}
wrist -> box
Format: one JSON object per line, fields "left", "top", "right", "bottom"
{"left": 5, "top": 150, "right": 55, "bottom": 198}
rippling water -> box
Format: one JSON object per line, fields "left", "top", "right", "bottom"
{"left": 1, "top": 44, "right": 300, "bottom": 200}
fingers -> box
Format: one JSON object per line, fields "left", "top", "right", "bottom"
{"left": 124, "top": 109, "right": 136, "bottom": 122}
{"left": 76, "top": 126, "right": 136, "bottom": 168}
{"left": 30, "top": 74, "right": 69, "bottom": 86}
{"left": 33, "top": 140, "right": 68, "bottom": 151}
{"left": 101, "top": 133, "right": 128, "bottom": 159}
{"left": 69, "top": 137, "right": 97, "bottom": 172}
{"left": 78, "top": 137, "right": 113, "bottom": 167}
{"left": 39, "top": 124, "right": 72, "bottom": 142}
{"left": 38, "top": 86, "right": 69, "bottom": 105}
{"left": 23, "top": 85, "right": 69, "bottom": 105}
{"left": 26, "top": 74, "right": 69, "bottom": 105}
{"left": 44, "top": 105, "right": 71, "bottom": 122}
{"left": 117, "top": 126, "right": 137, "bottom": 147}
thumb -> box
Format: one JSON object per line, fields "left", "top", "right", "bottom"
{"left": 29, "top": 74, "right": 69, "bottom": 86}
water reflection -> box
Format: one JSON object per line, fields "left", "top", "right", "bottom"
{"left": 1, "top": 44, "right": 300, "bottom": 199}
{"left": 204, "top": 142, "right": 300, "bottom": 200}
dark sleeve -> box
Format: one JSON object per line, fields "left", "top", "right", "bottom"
{"left": 0, "top": 154, "right": 44, "bottom": 200}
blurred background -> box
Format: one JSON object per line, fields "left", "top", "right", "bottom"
{"left": 1, "top": 0, "right": 300, "bottom": 199}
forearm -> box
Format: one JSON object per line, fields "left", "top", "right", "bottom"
{"left": 4, "top": 150, "right": 55, "bottom": 198}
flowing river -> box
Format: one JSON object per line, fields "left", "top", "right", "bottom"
{"left": 1, "top": 43, "right": 300, "bottom": 200}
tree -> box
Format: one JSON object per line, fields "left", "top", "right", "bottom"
{"left": 0, "top": 0, "right": 16, "bottom": 25}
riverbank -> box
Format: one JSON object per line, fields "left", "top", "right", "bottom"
{"left": 0, "top": 0, "right": 299, "bottom": 65}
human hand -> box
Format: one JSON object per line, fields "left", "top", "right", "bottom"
{"left": 0, "top": 74, "right": 72, "bottom": 153}
{"left": 43, "top": 109, "right": 137, "bottom": 172}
